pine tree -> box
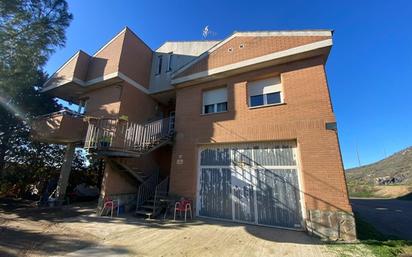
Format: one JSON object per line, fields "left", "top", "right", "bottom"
{"left": 0, "top": 0, "right": 74, "bottom": 194}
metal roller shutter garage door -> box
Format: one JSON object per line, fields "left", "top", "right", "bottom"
{"left": 197, "top": 141, "right": 303, "bottom": 229}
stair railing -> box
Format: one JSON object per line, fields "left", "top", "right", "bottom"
{"left": 136, "top": 169, "right": 159, "bottom": 211}
{"left": 85, "top": 116, "right": 174, "bottom": 153}
{"left": 84, "top": 118, "right": 119, "bottom": 149}
{"left": 124, "top": 117, "right": 172, "bottom": 151}
{"left": 152, "top": 176, "right": 169, "bottom": 216}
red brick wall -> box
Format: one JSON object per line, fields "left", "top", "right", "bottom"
{"left": 99, "top": 82, "right": 172, "bottom": 197}
{"left": 119, "top": 29, "right": 153, "bottom": 88}
{"left": 176, "top": 35, "right": 331, "bottom": 78}
{"left": 101, "top": 161, "right": 138, "bottom": 196}
{"left": 83, "top": 85, "right": 122, "bottom": 118}
{"left": 86, "top": 33, "right": 125, "bottom": 81}
{"left": 170, "top": 56, "right": 352, "bottom": 213}
{"left": 118, "top": 82, "right": 159, "bottom": 123}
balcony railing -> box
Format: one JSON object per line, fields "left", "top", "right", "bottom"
{"left": 31, "top": 109, "right": 86, "bottom": 144}
{"left": 84, "top": 116, "right": 174, "bottom": 155}
{"left": 34, "top": 109, "right": 84, "bottom": 119}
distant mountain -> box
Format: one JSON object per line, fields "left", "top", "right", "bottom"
{"left": 346, "top": 146, "right": 412, "bottom": 186}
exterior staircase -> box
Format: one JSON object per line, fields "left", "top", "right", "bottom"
{"left": 135, "top": 176, "right": 170, "bottom": 219}
{"left": 109, "top": 160, "right": 149, "bottom": 183}
{"left": 89, "top": 116, "right": 174, "bottom": 217}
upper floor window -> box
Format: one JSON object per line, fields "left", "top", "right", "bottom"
{"left": 203, "top": 87, "right": 228, "bottom": 114}
{"left": 156, "top": 55, "right": 163, "bottom": 75}
{"left": 77, "top": 99, "right": 88, "bottom": 114}
{"left": 167, "top": 53, "right": 173, "bottom": 72}
{"left": 248, "top": 76, "right": 283, "bottom": 108}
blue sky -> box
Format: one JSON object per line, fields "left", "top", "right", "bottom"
{"left": 44, "top": 0, "right": 412, "bottom": 169}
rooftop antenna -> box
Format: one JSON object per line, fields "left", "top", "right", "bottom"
{"left": 202, "top": 26, "right": 209, "bottom": 38}
{"left": 202, "top": 25, "right": 217, "bottom": 39}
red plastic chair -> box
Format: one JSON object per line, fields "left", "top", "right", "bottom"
{"left": 174, "top": 199, "right": 192, "bottom": 222}
{"left": 100, "top": 197, "right": 119, "bottom": 218}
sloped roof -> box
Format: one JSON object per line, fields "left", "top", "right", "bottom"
{"left": 42, "top": 27, "right": 153, "bottom": 101}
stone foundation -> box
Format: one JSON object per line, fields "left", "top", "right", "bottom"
{"left": 306, "top": 210, "right": 357, "bottom": 241}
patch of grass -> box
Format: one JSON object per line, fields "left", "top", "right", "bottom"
{"left": 347, "top": 182, "right": 379, "bottom": 198}
{"left": 348, "top": 183, "right": 412, "bottom": 199}
{"left": 327, "top": 213, "right": 412, "bottom": 257}
{"left": 327, "top": 243, "right": 372, "bottom": 257}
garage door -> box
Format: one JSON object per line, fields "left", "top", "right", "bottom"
{"left": 197, "top": 142, "right": 303, "bottom": 229}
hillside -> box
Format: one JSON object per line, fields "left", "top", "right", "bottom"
{"left": 346, "top": 146, "right": 412, "bottom": 198}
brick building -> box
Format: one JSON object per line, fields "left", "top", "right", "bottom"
{"left": 32, "top": 27, "right": 356, "bottom": 241}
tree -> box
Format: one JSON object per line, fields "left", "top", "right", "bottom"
{"left": 0, "top": 0, "right": 72, "bottom": 168}
{"left": 0, "top": 0, "right": 74, "bottom": 194}
{"left": 0, "top": 0, "right": 72, "bottom": 95}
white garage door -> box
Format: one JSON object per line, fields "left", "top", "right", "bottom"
{"left": 197, "top": 141, "right": 303, "bottom": 229}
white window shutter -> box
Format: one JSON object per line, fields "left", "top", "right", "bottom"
{"left": 203, "top": 87, "right": 228, "bottom": 105}
{"left": 248, "top": 77, "right": 282, "bottom": 96}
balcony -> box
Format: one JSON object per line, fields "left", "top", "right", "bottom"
{"left": 31, "top": 110, "right": 87, "bottom": 144}
{"left": 84, "top": 116, "right": 175, "bottom": 157}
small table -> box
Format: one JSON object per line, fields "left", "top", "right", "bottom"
{"left": 161, "top": 198, "right": 177, "bottom": 219}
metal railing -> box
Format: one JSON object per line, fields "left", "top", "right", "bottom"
{"left": 84, "top": 118, "right": 118, "bottom": 149}
{"left": 152, "top": 176, "right": 169, "bottom": 216}
{"left": 136, "top": 169, "right": 159, "bottom": 210}
{"left": 33, "top": 109, "right": 84, "bottom": 120}
{"left": 84, "top": 116, "right": 174, "bottom": 153}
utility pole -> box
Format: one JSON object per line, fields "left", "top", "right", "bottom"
{"left": 356, "top": 144, "right": 361, "bottom": 167}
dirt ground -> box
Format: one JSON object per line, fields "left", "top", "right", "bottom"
{"left": 0, "top": 198, "right": 99, "bottom": 257}
{"left": 374, "top": 185, "right": 412, "bottom": 198}
{"left": 0, "top": 198, "right": 339, "bottom": 257}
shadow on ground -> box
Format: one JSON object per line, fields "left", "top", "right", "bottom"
{"left": 398, "top": 192, "right": 412, "bottom": 201}
{"left": 326, "top": 208, "right": 412, "bottom": 257}
{"left": 0, "top": 197, "right": 322, "bottom": 249}
{"left": 0, "top": 197, "right": 96, "bottom": 222}
{"left": 0, "top": 226, "right": 97, "bottom": 257}
{"left": 69, "top": 211, "right": 320, "bottom": 245}
{"left": 351, "top": 198, "right": 412, "bottom": 240}
{"left": 0, "top": 197, "right": 132, "bottom": 257}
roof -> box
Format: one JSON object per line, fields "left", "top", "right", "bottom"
{"left": 155, "top": 41, "right": 221, "bottom": 56}
{"left": 171, "top": 30, "right": 333, "bottom": 78}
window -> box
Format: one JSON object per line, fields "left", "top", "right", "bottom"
{"left": 248, "top": 76, "right": 283, "bottom": 107}
{"left": 168, "top": 111, "right": 175, "bottom": 132}
{"left": 266, "top": 92, "right": 281, "bottom": 104}
{"left": 216, "top": 102, "right": 227, "bottom": 112}
{"left": 203, "top": 87, "right": 228, "bottom": 114}
{"left": 204, "top": 104, "right": 215, "bottom": 114}
{"left": 156, "top": 55, "right": 163, "bottom": 75}
{"left": 77, "top": 99, "right": 87, "bottom": 114}
{"left": 167, "top": 53, "right": 173, "bottom": 72}
{"left": 250, "top": 94, "right": 264, "bottom": 107}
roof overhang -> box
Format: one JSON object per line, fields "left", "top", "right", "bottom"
{"left": 43, "top": 71, "right": 154, "bottom": 104}
{"left": 41, "top": 72, "right": 125, "bottom": 103}
{"left": 171, "top": 39, "right": 332, "bottom": 87}
{"left": 41, "top": 77, "right": 122, "bottom": 104}
{"left": 150, "top": 88, "right": 176, "bottom": 106}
